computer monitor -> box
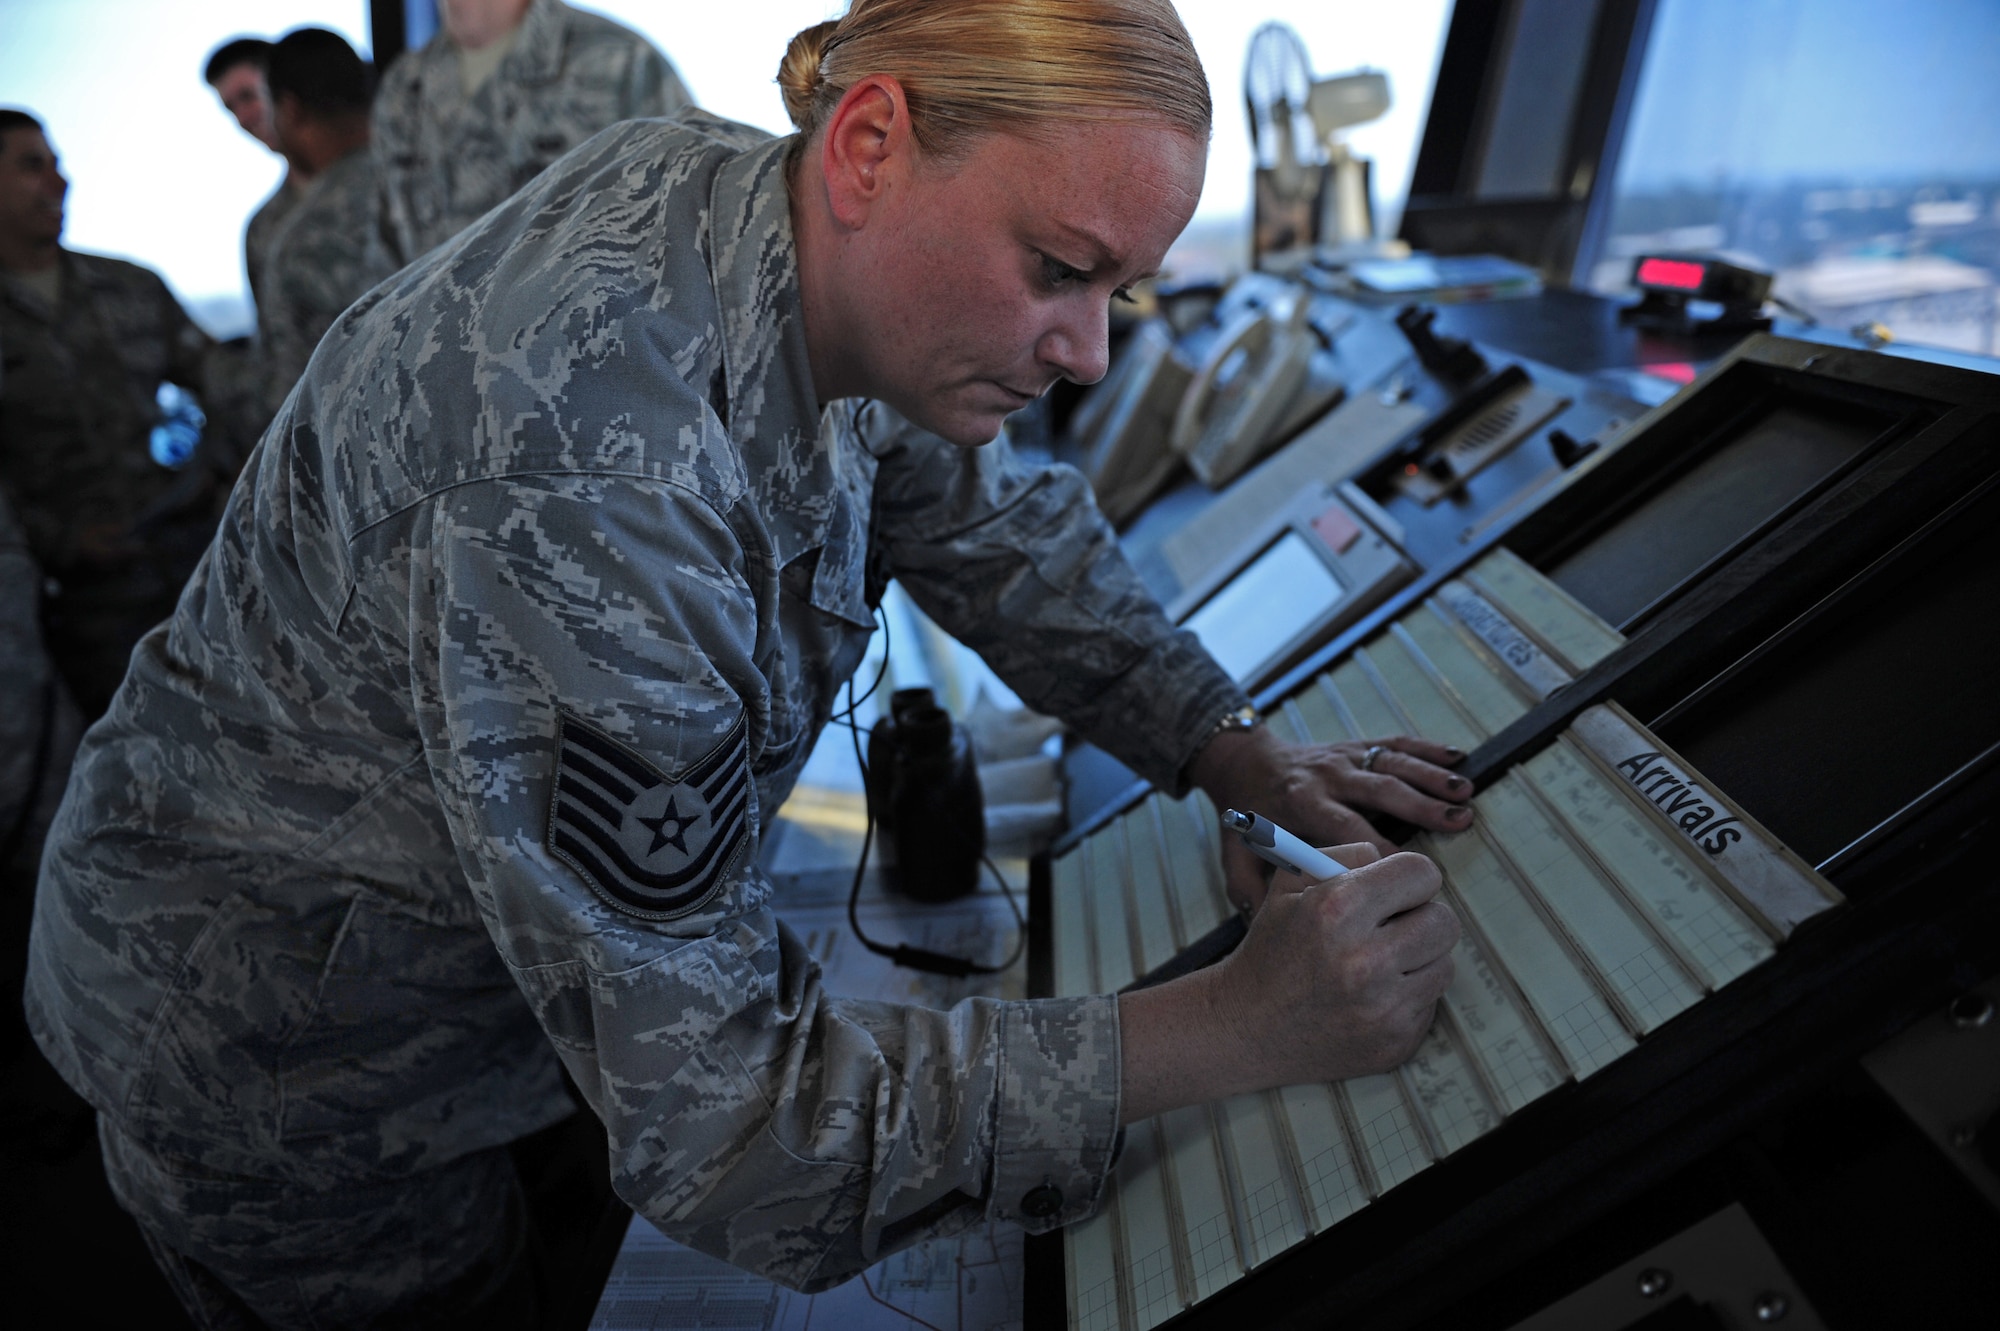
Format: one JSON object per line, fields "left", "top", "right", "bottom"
{"left": 1399, "top": 0, "right": 1659, "bottom": 278}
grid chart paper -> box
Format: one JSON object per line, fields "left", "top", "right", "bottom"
{"left": 1159, "top": 1104, "right": 1245, "bottom": 1303}
{"left": 1159, "top": 792, "right": 1230, "bottom": 943}
{"left": 1215, "top": 1091, "right": 1309, "bottom": 1268}
{"left": 1438, "top": 923, "right": 1568, "bottom": 1114}
{"left": 1276, "top": 1082, "right": 1372, "bottom": 1229}
{"left": 1356, "top": 637, "right": 1484, "bottom": 753}
{"left": 1429, "top": 821, "right": 1638, "bottom": 1079}
{"left": 1520, "top": 741, "right": 1775, "bottom": 987}
{"left": 1052, "top": 556, "right": 1839, "bottom": 1330}
{"left": 1478, "top": 775, "right": 1707, "bottom": 1033}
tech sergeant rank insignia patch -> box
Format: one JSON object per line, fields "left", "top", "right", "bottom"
{"left": 546, "top": 711, "right": 752, "bottom": 920}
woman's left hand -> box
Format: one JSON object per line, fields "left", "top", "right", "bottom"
{"left": 1187, "top": 725, "right": 1473, "bottom": 916}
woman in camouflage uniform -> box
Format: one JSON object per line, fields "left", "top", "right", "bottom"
{"left": 28, "top": 3, "right": 1468, "bottom": 1325}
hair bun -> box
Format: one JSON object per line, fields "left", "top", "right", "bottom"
{"left": 777, "top": 20, "right": 840, "bottom": 129}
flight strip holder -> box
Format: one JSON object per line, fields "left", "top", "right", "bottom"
{"left": 1034, "top": 335, "right": 2000, "bottom": 1330}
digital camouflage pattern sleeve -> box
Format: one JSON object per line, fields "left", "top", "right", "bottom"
{"left": 409, "top": 466, "right": 1122, "bottom": 1287}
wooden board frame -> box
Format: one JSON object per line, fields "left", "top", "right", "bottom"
{"left": 1029, "top": 338, "right": 2000, "bottom": 1330}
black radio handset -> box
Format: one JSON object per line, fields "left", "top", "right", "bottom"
{"left": 844, "top": 678, "right": 1025, "bottom": 978}
{"left": 866, "top": 688, "right": 985, "bottom": 902}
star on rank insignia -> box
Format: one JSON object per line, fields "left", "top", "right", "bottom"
{"left": 546, "top": 711, "right": 751, "bottom": 920}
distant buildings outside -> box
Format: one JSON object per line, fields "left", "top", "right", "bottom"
{"left": 1590, "top": 0, "right": 2000, "bottom": 357}
{"left": 1593, "top": 179, "right": 2000, "bottom": 356}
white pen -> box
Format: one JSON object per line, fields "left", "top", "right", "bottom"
{"left": 1221, "top": 808, "right": 1348, "bottom": 880}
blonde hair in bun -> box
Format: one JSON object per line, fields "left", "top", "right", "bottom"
{"left": 777, "top": 19, "right": 840, "bottom": 130}
{"left": 776, "top": 0, "right": 1210, "bottom": 160}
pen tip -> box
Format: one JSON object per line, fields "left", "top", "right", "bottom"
{"left": 1221, "top": 809, "right": 1250, "bottom": 830}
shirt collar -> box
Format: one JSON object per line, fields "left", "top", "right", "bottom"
{"left": 505, "top": 0, "right": 569, "bottom": 87}
{"left": 1, "top": 250, "right": 71, "bottom": 323}
{"left": 706, "top": 132, "right": 875, "bottom": 624}
{"left": 421, "top": 0, "right": 564, "bottom": 108}
{"left": 707, "top": 135, "right": 814, "bottom": 457}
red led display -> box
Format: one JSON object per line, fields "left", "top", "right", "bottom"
{"left": 1636, "top": 257, "right": 1709, "bottom": 292}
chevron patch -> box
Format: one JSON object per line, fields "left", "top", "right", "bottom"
{"left": 546, "top": 711, "right": 751, "bottom": 921}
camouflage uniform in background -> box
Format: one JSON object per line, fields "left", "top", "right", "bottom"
{"left": 0, "top": 492, "right": 56, "bottom": 844}
{"left": 373, "top": 0, "right": 692, "bottom": 265}
{"left": 0, "top": 491, "right": 83, "bottom": 1048}
{"left": 243, "top": 174, "right": 305, "bottom": 319}
{"left": 0, "top": 251, "right": 225, "bottom": 716}
{"left": 257, "top": 145, "right": 395, "bottom": 417}
{"left": 29, "top": 114, "right": 1248, "bottom": 1324}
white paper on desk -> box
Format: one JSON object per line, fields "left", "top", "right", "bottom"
{"left": 783, "top": 890, "right": 1030, "bottom": 1007}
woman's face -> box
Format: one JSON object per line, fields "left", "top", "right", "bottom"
{"left": 834, "top": 117, "right": 1207, "bottom": 447}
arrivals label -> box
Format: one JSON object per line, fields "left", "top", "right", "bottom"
{"left": 1567, "top": 703, "right": 1840, "bottom": 937}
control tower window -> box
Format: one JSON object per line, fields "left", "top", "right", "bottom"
{"left": 0, "top": 1, "right": 372, "bottom": 339}
{"left": 1587, "top": 0, "right": 2000, "bottom": 357}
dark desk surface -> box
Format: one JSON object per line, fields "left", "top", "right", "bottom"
{"left": 1428, "top": 285, "right": 2000, "bottom": 381}
{"left": 1426, "top": 286, "right": 1788, "bottom": 374}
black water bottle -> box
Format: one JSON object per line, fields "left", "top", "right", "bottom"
{"left": 866, "top": 688, "right": 985, "bottom": 901}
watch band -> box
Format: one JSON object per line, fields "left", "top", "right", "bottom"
{"left": 1205, "top": 703, "right": 1260, "bottom": 744}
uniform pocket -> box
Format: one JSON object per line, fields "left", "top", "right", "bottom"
{"left": 509, "top": 958, "right": 596, "bottom": 1057}
{"left": 275, "top": 894, "right": 549, "bottom": 1143}
{"left": 122, "top": 886, "right": 267, "bottom": 1144}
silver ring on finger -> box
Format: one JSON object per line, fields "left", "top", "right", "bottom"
{"left": 1362, "top": 744, "right": 1385, "bottom": 772}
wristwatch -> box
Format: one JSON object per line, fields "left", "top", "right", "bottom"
{"left": 1204, "top": 703, "right": 1260, "bottom": 745}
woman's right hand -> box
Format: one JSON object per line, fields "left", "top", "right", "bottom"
{"left": 1117, "top": 844, "right": 1460, "bottom": 1122}
{"left": 1213, "top": 845, "right": 1460, "bottom": 1088}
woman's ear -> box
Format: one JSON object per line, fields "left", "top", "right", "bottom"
{"left": 818, "top": 74, "right": 913, "bottom": 230}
